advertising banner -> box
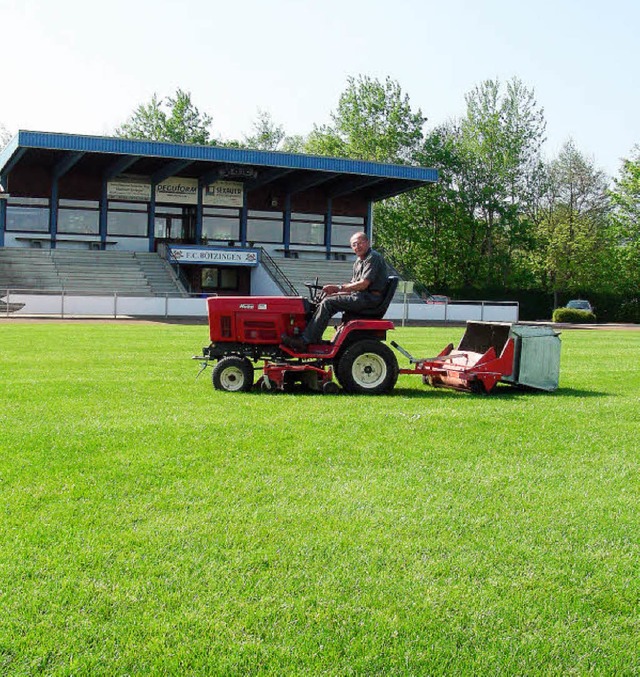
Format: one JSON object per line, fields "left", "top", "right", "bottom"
{"left": 108, "top": 177, "right": 244, "bottom": 207}
{"left": 156, "top": 177, "right": 198, "bottom": 204}
{"left": 107, "top": 180, "right": 151, "bottom": 201}
{"left": 168, "top": 246, "right": 259, "bottom": 266}
{"left": 203, "top": 181, "right": 244, "bottom": 207}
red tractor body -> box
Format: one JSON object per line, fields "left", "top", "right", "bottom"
{"left": 200, "top": 283, "right": 400, "bottom": 395}
{"left": 207, "top": 295, "right": 307, "bottom": 346}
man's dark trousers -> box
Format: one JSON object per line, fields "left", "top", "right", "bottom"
{"left": 303, "top": 291, "right": 380, "bottom": 344}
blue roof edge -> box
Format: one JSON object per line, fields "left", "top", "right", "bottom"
{"left": 2, "top": 130, "right": 438, "bottom": 183}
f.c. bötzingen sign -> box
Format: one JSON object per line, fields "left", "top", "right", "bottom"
{"left": 168, "top": 246, "right": 259, "bottom": 266}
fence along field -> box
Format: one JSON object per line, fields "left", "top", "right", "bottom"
{"left": 0, "top": 322, "right": 638, "bottom": 674}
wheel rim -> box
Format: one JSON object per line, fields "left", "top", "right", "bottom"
{"left": 220, "top": 366, "right": 246, "bottom": 391}
{"left": 351, "top": 352, "right": 388, "bottom": 388}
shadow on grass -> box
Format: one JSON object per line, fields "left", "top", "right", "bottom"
{"left": 393, "top": 384, "right": 607, "bottom": 399}
{"left": 242, "top": 384, "right": 609, "bottom": 400}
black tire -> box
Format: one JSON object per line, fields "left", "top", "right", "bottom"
{"left": 322, "top": 381, "right": 340, "bottom": 395}
{"left": 335, "top": 340, "right": 398, "bottom": 395}
{"left": 212, "top": 356, "right": 254, "bottom": 392}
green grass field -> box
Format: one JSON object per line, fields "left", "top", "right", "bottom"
{"left": 1, "top": 322, "right": 638, "bottom": 675}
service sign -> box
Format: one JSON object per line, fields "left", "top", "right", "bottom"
{"left": 168, "top": 246, "right": 259, "bottom": 266}
{"left": 203, "top": 181, "right": 244, "bottom": 207}
{"left": 107, "top": 180, "right": 151, "bottom": 201}
{"left": 156, "top": 177, "right": 198, "bottom": 204}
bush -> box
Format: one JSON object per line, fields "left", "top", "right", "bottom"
{"left": 552, "top": 307, "right": 596, "bottom": 323}
{"left": 617, "top": 298, "right": 640, "bottom": 323}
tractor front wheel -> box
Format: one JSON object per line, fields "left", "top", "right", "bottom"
{"left": 212, "top": 356, "right": 254, "bottom": 392}
{"left": 335, "top": 340, "right": 398, "bottom": 395}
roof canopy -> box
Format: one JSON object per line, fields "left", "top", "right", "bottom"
{"left": 0, "top": 131, "right": 438, "bottom": 202}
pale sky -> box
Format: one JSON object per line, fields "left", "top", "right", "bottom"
{"left": 1, "top": 0, "right": 638, "bottom": 177}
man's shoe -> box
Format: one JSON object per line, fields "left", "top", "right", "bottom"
{"left": 281, "top": 334, "right": 308, "bottom": 352}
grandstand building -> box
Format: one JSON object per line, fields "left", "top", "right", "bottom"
{"left": 0, "top": 131, "right": 437, "bottom": 298}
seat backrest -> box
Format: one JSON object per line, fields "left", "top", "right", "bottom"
{"left": 374, "top": 275, "right": 399, "bottom": 317}
{"left": 342, "top": 276, "right": 399, "bottom": 321}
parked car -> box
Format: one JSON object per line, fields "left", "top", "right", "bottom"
{"left": 566, "top": 299, "right": 594, "bottom": 313}
{"left": 425, "top": 294, "right": 451, "bottom": 304}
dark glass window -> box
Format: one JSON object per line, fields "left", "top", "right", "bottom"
{"left": 107, "top": 201, "right": 148, "bottom": 236}
{"left": 247, "top": 210, "right": 283, "bottom": 244}
{"left": 331, "top": 215, "right": 364, "bottom": 246}
{"left": 58, "top": 199, "right": 99, "bottom": 235}
{"left": 290, "top": 212, "right": 325, "bottom": 245}
{"left": 6, "top": 197, "right": 50, "bottom": 232}
{"left": 202, "top": 207, "right": 240, "bottom": 241}
{"left": 201, "top": 267, "right": 239, "bottom": 291}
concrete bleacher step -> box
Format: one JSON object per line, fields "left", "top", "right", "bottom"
{"left": 0, "top": 248, "right": 187, "bottom": 296}
{"left": 0, "top": 249, "right": 61, "bottom": 290}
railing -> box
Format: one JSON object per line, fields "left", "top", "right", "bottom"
{"left": 1, "top": 288, "right": 205, "bottom": 319}
{"left": 258, "top": 247, "right": 298, "bottom": 296}
{"left": 2, "top": 287, "right": 519, "bottom": 323}
{"left": 158, "top": 244, "right": 194, "bottom": 295}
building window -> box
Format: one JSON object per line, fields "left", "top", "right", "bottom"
{"left": 58, "top": 199, "right": 99, "bottom": 235}
{"left": 6, "top": 197, "right": 50, "bottom": 232}
{"left": 247, "top": 210, "right": 283, "bottom": 244}
{"left": 290, "top": 212, "right": 325, "bottom": 245}
{"left": 201, "top": 267, "right": 239, "bottom": 291}
{"left": 202, "top": 207, "right": 240, "bottom": 242}
{"left": 107, "top": 201, "right": 148, "bottom": 236}
{"left": 331, "top": 215, "right": 365, "bottom": 246}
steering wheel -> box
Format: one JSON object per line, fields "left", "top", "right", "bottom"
{"left": 304, "top": 277, "right": 324, "bottom": 304}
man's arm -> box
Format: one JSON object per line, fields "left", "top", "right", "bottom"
{"left": 323, "top": 278, "right": 371, "bottom": 295}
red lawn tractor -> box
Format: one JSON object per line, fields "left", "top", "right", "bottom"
{"left": 194, "top": 277, "right": 561, "bottom": 395}
{"left": 196, "top": 277, "right": 401, "bottom": 395}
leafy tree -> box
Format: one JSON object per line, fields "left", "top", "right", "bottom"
{"left": 456, "top": 78, "right": 547, "bottom": 285}
{"left": 280, "top": 135, "right": 307, "bottom": 154}
{"left": 535, "top": 140, "right": 612, "bottom": 305}
{"left": 116, "top": 89, "right": 215, "bottom": 145}
{"left": 377, "top": 76, "right": 547, "bottom": 293}
{"left": 0, "top": 123, "right": 11, "bottom": 150}
{"left": 305, "top": 75, "right": 425, "bottom": 163}
{"left": 609, "top": 146, "right": 640, "bottom": 290}
{"left": 375, "top": 124, "right": 479, "bottom": 290}
{"left": 243, "top": 109, "right": 285, "bottom": 151}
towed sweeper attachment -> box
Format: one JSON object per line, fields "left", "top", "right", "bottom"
{"left": 392, "top": 321, "right": 561, "bottom": 394}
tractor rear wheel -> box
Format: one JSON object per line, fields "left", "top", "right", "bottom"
{"left": 335, "top": 339, "right": 398, "bottom": 395}
{"left": 212, "top": 356, "right": 254, "bottom": 392}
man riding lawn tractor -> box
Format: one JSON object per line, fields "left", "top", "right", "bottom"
{"left": 281, "top": 232, "right": 389, "bottom": 352}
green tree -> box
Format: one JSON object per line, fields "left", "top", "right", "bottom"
{"left": 535, "top": 140, "right": 612, "bottom": 305}
{"left": 456, "top": 78, "right": 547, "bottom": 285}
{"left": 116, "top": 89, "right": 215, "bottom": 145}
{"left": 375, "top": 124, "right": 479, "bottom": 290}
{"left": 377, "top": 76, "right": 548, "bottom": 294}
{"left": 242, "top": 109, "right": 285, "bottom": 151}
{"left": 609, "top": 146, "right": 640, "bottom": 291}
{"left": 0, "top": 123, "right": 11, "bottom": 150}
{"left": 305, "top": 75, "right": 425, "bottom": 163}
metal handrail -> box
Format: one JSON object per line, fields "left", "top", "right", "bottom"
{"left": 258, "top": 247, "right": 298, "bottom": 296}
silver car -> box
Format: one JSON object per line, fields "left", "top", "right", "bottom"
{"left": 566, "top": 299, "right": 593, "bottom": 312}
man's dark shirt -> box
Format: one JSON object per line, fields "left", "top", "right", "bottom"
{"left": 352, "top": 248, "right": 388, "bottom": 293}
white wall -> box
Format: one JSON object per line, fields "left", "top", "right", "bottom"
{"left": 251, "top": 264, "right": 284, "bottom": 296}
{"left": 3, "top": 291, "right": 518, "bottom": 322}
{"left": 387, "top": 301, "right": 519, "bottom": 323}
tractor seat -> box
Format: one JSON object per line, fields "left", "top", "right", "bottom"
{"left": 341, "top": 276, "right": 399, "bottom": 322}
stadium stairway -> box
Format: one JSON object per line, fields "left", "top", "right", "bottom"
{"left": 0, "top": 248, "right": 187, "bottom": 296}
